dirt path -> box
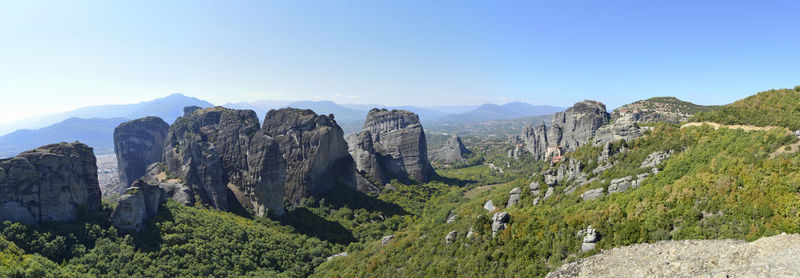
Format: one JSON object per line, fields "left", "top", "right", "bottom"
{"left": 681, "top": 121, "right": 790, "bottom": 134}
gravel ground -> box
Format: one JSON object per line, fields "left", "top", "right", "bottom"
{"left": 547, "top": 233, "right": 800, "bottom": 278}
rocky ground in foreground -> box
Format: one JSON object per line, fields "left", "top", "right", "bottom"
{"left": 548, "top": 233, "right": 800, "bottom": 278}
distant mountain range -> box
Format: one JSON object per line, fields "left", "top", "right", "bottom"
{"left": 0, "top": 94, "right": 563, "bottom": 157}
{"left": 427, "top": 101, "right": 565, "bottom": 125}
{"left": 0, "top": 93, "right": 213, "bottom": 137}
{"left": 0, "top": 94, "right": 213, "bottom": 157}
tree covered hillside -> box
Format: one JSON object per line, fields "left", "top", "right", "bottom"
{"left": 692, "top": 87, "right": 800, "bottom": 130}
{"left": 315, "top": 123, "right": 800, "bottom": 277}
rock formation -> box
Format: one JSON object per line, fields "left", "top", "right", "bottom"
{"left": 381, "top": 235, "right": 394, "bottom": 246}
{"left": 578, "top": 226, "right": 600, "bottom": 252}
{"left": 262, "top": 108, "right": 355, "bottom": 204}
{"left": 581, "top": 188, "right": 604, "bottom": 201}
{"left": 348, "top": 109, "right": 435, "bottom": 185}
{"left": 522, "top": 101, "right": 642, "bottom": 160}
{"left": 491, "top": 212, "right": 510, "bottom": 237}
{"left": 445, "top": 230, "right": 457, "bottom": 244}
{"left": 111, "top": 179, "right": 166, "bottom": 231}
{"left": 162, "top": 107, "right": 286, "bottom": 216}
{"left": 483, "top": 199, "right": 495, "bottom": 212}
{"left": 429, "top": 135, "right": 471, "bottom": 163}
{"left": 141, "top": 163, "right": 194, "bottom": 206}
{"left": 0, "top": 142, "right": 102, "bottom": 224}
{"left": 507, "top": 187, "right": 521, "bottom": 208}
{"left": 113, "top": 117, "right": 169, "bottom": 192}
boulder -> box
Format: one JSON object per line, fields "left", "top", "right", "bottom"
{"left": 429, "top": 135, "right": 472, "bottom": 163}
{"left": 581, "top": 188, "right": 604, "bottom": 201}
{"left": 163, "top": 107, "right": 286, "bottom": 216}
{"left": 641, "top": 151, "right": 671, "bottom": 169}
{"left": 507, "top": 187, "right": 521, "bottom": 208}
{"left": 466, "top": 227, "right": 475, "bottom": 239}
{"left": 446, "top": 230, "right": 457, "bottom": 244}
{"left": 263, "top": 108, "right": 355, "bottom": 204}
{"left": 608, "top": 176, "right": 633, "bottom": 194}
{"left": 483, "top": 199, "right": 495, "bottom": 212}
{"left": 348, "top": 109, "right": 434, "bottom": 184}
{"left": 0, "top": 142, "right": 102, "bottom": 224}
{"left": 579, "top": 225, "right": 600, "bottom": 252}
{"left": 529, "top": 182, "right": 541, "bottom": 196}
{"left": 491, "top": 212, "right": 510, "bottom": 238}
{"left": 111, "top": 179, "right": 166, "bottom": 231}
{"left": 446, "top": 210, "right": 457, "bottom": 223}
{"left": 114, "top": 117, "right": 169, "bottom": 193}
{"left": 381, "top": 235, "right": 394, "bottom": 246}
{"left": 326, "top": 252, "right": 348, "bottom": 261}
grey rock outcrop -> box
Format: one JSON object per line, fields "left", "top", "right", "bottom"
{"left": 348, "top": 109, "right": 434, "bottom": 185}
{"left": 111, "top": 179, "right": 166, "bottom": 231}
{"left": 483, "top": 199, "right": 495, "bottom": 212}
{"left": 641, "top": 150, "right": 671, "bottom": 169}
{"left": 522, "top": 101, "right": 643, "bottom": 161}
{"left": 114, "top": 117, "right": 169, "bottom": 192}
{"left": 263, "top": 108, "right": 355, "bottom": 204}
{"left": 446, "top": 210, "right": 457, "bottom": 223}
{"left": 163, "top": 107, "right": 286, "bottom": 216}
{"left": 491, "top": 212, "right": 510, "bottom": 237}
{"left": 429, "top": 135, "right": 471, "bottom": 163}
{"left": 141, "top": 163, "right": 194, "bottom": 206}
{"left": 581, "top": 188, "right": 604, "bottom": 201}
{"left": 543, "top": 187, "right": 554, "bottom": 201}
{"left": 529, "top": 182, "right": 541, "bottom": 196}
{"left": 522, "top": 101, "right": 609, "bottom": 160}
{"left": 446, "top": 230, "right": 457, "bottom": 244}
{"left": 607, "top": 173, "right": 650, "bottom": 195}
{"left": 507, "top": 187, "right": 521, "bottom": 208}
{"left": 381, "top": 235, "right": 394, "bottom": 246}
{"left": 593, "top": 121, "right": 642, "bottom": 146}
{"left": 0, "top": 142, "right": 102, "bottom": 224}
{"left": 579, "top": 226, "right": 600, "bottom": 252}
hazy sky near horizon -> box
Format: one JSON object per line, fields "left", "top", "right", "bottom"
{"left": 2, "top": 0, "right": 799, "bottom": 124}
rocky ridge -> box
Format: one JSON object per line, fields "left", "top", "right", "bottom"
{"left": 610, "top": 96, "right": 714, "bottom": 124}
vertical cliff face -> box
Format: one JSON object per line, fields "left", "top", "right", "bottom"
{"left": 0, "top": 142, "right": 102, "bottom": 224}
{"left": 349, "top": 109, "right": 434, "bottom": 184}
{"left": 111, "top": 179, "right": 166, "bottom": 231}
{"left": 162, "top": 107, "right": 286, "bottom": 216}
{"left": 523, "top": 101, "right": 610, "bottom": 160}
{"left": 522, "top": 101, "right": 643, "bottom": 160}
{"left": 113, "top": 117, "right": 169, "bottom": 193}
{"left": 262, "top": 108, "right": 355, "bottom": 204}
{"left": 428, "top": 135, "right": 472, "bottom": 163}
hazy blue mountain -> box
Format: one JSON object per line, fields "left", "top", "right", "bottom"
{"left": 0, "top": 93, "right": 214, "bottom": 136}
{"left": 428, "top": 101, "right": 565, "bottom": 125}
{"left": 0, "top": 117, "right": 129, "bottom": 158}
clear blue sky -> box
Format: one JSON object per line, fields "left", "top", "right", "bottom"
{"left": 2, "top": 0, "right": 799, "bottom": 123}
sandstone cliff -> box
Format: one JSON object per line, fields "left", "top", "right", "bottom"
{"left": 113, "top": 117, "right": 169, "bottom": 193}
{"left": 162, "top": 107, "right": 286, "bottom": 216}
{"left": 262, "top": 108, "right": 355, "bottom": 204}
{"left": 348, "top": 109, "right": 434, "bottom": 185}
{"left": 0, "top": 142, "right": 102, "bottom": 224}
